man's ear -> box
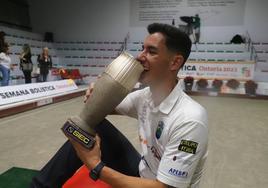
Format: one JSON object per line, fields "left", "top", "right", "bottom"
{"left": 170, "top": 54, "right": 184, "bottom": 71}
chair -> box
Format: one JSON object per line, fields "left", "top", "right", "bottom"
{"left": 59, "top": 69, "right": 70, "bottom": 79}
{"left": 70, "top": 69, "right": 83, "bottom": 81}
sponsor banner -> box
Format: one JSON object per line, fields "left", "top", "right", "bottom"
{"left": 130, "top": 0, "right": 246, "bottom": 27}
{"left": 178, "top": 61, "right": 255, "bottom": 80}
{"left": 0, "top": 79, "right": 77, "bottom": 106}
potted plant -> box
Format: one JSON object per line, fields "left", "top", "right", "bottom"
{"left": 212, "top": 79, "right": 223, "bottom": 92}
{"left": 226, "top": 79, "right": 240, "bottom": 90}
{"left": 244, "top": 80, "right": 257, "bottom": 95}
{"left": 184, "top": 76, "right": 194, "bottom": 91}
{"left": 196, "top": 78, "right": 208, "bottom": 91}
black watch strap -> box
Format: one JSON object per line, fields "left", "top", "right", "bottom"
{"left": 90, "top": 161, "right": 105, "bottom": 181}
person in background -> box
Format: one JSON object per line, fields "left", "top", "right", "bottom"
{"left": 37, "top": 47, "right": 52, "bottom": 82}
{"left": 192, "top": 14, "right": 200, "bottom": 43}
{"left": 19, "top": 44, "right": 33, "bottom": 84}
{"left": 172, "top": 19, "right": 175, "bottom": 26}
{"left": 0, "top": 42, "right": 13, "bottom": 86}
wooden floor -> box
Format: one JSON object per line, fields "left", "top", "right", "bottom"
{"left": 0, "top": 95, "right": 268, "bottom": 188}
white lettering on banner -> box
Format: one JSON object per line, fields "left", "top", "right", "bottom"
{"left": 0, "top": 80, "right": 78, "bottom": 106}
{"left": 178, "top": 61, "right": 255, "bottom": 80}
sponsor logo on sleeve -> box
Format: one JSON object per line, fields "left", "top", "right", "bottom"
{"left": 178, "top": 140, "right": 198, "bottom": 154}
{"left": 168, "top": 168, "right": 188, "bottom": 178}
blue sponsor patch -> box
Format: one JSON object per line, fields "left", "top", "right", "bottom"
{"left": 168, "top": 168, "right": 188, "bottom": 178}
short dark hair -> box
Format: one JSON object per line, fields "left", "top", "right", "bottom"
{"left": 147, "top": 23, "right": 192, "bottom": 63}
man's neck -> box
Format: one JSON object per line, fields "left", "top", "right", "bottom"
{"left": 150, "top": 79, "right": 177, "bottom": 107}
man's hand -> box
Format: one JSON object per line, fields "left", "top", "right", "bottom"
{"left": 68, "top": 134, "right": 102, "bottom": 169}
{"left": 83, "top": 82, "right": 95, "bottom": 103}
{"left": 84, "top": 74, "right": 102, "bottom": 103}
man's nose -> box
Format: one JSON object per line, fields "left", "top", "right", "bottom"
{"left": 136, "top": 51, "right": 146, "bottom": 64}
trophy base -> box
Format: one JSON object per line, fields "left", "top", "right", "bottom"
{"left": 61, "top": 119, "right": 96, "bottom": 149}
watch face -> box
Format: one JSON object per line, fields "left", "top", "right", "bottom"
{"left": 90, "top": 170, "right": 99, "bottom": 181}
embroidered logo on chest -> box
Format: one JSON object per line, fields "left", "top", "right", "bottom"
{"left": 155, "top": 121, "right": 164, "bottom": 139}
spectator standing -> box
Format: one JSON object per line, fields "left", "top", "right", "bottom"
{"left": 37, "top": 47, "right": 52, "bottom": 82}
{"left": 0, "top": 43, "right": 12, "bottom": 86}
{"left": 192, "top": 14, "right": 201, "bottom": 43}
{"left": 19, "top": 44, "right": 33, "bottom": 84}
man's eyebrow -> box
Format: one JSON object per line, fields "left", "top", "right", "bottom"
{"left": 148, "top": 45, "right": 158, "bottom": 51}
{"left": 141, "top": 44, "right": 158, "bottom": 51}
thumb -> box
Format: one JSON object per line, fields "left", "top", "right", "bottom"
{"left": 95, "top": 134, "right": 101, "bottom": 147}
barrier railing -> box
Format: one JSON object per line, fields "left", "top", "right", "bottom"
{"left": 245, "top": 31, "right": 258, "bottom": 62}
{"left": 118, "top": 32, "right": 129, "bottom": 56}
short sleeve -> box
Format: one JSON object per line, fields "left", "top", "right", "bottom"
{"left": 157, "top": 121, "right": 208, "bottom": 188}
{"left": 115, "top": 89, "right": 144, "bottom": 119}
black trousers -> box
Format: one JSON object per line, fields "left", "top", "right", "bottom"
{"left": 39, "top": 74, "right": 48, "bottom": 82}
{"left": 23, "top": 71, "right": 32, "bottom": 84}
{"left": 29, "top": 119, "right": 141, "bottom": 188}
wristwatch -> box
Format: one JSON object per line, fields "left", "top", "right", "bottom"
{"left": 90, "top": 161, "right": 105, "bottom": 181}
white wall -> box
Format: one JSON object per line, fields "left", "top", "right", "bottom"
{"left": 28, "top": 0, "right": 268, "bottom": 43}
{"left": 28, "top": 0, "right": 130, "bottom": 41}
{"left": 244, "top": 0, "right": 268, "bottom": 42}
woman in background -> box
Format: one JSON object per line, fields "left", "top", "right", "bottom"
{"left": 19, "top": 44, "right": 33, "bottom": 84}
{"left": 37, "top": 47, "right": 52, "bottom": 82}
{"left": 0, "top": 42, "right": 12, "bottom": 86}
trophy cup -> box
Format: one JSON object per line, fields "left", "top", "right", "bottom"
{"left": 62, "top": 51, "right": 143, "bottom": 149}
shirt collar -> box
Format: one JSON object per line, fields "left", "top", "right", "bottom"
{"left": 146, "top": 82, "right": 183, "bottom": 115}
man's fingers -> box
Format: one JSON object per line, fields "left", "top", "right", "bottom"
{"left": 89, "top": 82, "right": 95, "bottom": 89}
{"left": 83, "top": 89, "right": 90, "bottom": 103}
{"left": 83, "top": 88, "right": 91, "bottom": 103}
{"left": 95, "top": 134, "right": 101, "bottom": 147}
{"left": 67, "top": 135, "right": 86, "bottom": 154}
{"left": 83, "top": 82, "right": 95, "bottom": 103}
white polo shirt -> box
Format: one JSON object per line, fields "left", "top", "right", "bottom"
{"left": 116, "top": 82, "right": 208, "bottom": 188}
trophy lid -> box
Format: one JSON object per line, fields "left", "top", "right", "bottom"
{"left": 104, "top": 51, "right": 144, "bottom": 91}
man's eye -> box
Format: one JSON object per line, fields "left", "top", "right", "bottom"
{"left": 149, "top": 50, "right": 157, "bottom": 54}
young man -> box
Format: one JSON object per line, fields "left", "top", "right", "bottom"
{"left": 30, "top": 23, "right": 208, "bottom": 188}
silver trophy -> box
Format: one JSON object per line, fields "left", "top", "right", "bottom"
{"left": 62, "top": 51, "right": 144, "bottom": 149}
